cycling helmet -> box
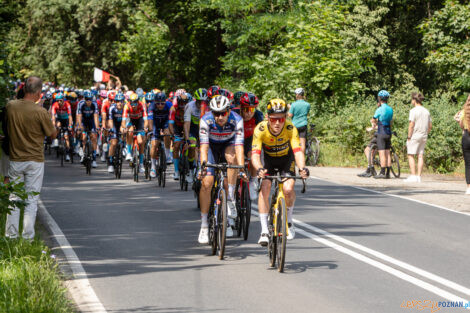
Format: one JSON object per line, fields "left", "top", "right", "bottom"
{"left": 58, "top": 87, "right": 64, "bottom": 92}
{"left": 55, "top": 93, "right": 64, "bottom": 100}
{"left": 207, "top": 85, "right": 220, "bottom": 99}
{"left": 185, "top": 92, "right": 193, "bottom": 102}
{"left": 129, "top": 92, "right": 139, "bottom": 105}
{"left": 99, "top": 84, "right": 106, "bottom": 90}
{"left": 267, "top": 99, "right": 287, "bottom": 114}
{"left": 240, "top": 92, "right": 259, "bottom": 107}
{"left": 64, "top": 87, "right": 70, "bottom": 93}
{"left": 45, "top": 91, "right": 52, "bottom": 100}
{"left": 152, "top": 88, "right": 161, "bottom": 94}
{"left": 194, "top": 88, "right": 208, "bottom": 101}
{"left": 155, "top": 92, "right": 166, "bottom": 102}
{"left": 69, "top": 92, "right": 78, "bottom": 99}
{"left": 91, "top": 89, "right": 99, "bottom": 97}
{"left": 177, "top": 94, "right": 189, "bottom": 107}
{"left": 100, "top": 90, "right": 108, "bottom": 98}
{"left": 209, "top": 95, "right": 231, "bottom": 112}
{"left": 145, "top": 92, "right": 155, "bottom": 102}
{"left": 175, "top": 88, "right": 186, "bottom": 97}
{"left": 215, "top": 88, "right": 233, "bottom": 100}
{"left": 115, "top": 93, "right": 125, "bottom": 102}
{"left": 169, "top": 91, "right": 175, "bottom": 98}
{"left": 108, "top": 91, "right": 116, "bottom": 100}
{"left": 50, "top": 87, "right": 56, "bottom": 94}
{"left": 233, "top": 91, "right": 245, "bottom": 106}
{"left": 136, "top": 88, "right": 144, "bottom": 98}
{"left": 378, "top": 90, "right": 390, "bottom": 100}
{"left": 294, "top": 87, "right": 305, "bottom": 96}
{"left": 83, "top": 90, "right": 93, "bottom": 100}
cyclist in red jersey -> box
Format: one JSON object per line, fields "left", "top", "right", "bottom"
{"left": 169, "top": 91, "right": 189, "bottom": 180}
{"left": 51, "top": 93, "right": 73, "bottom": 161}
{"left": 122, "top": 92, "right": 148, "bottom": 173}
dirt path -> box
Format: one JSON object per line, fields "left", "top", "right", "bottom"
{"left": 308, "top": 166, "right": 470, "bottom": 213}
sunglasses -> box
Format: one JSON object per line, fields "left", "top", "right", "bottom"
{"left": 156, "top": 102, "right": 165, "bottom": 106}
{"left": 269, "top": 117, "right": 286, "bottom": 124}
{"left": 213, "top": 111, "right": 229, "bottom": 117}
{"left": 242, "top": 107, "right": 255, "bottom": 113}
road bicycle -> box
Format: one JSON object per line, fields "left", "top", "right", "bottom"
{"left": 305, "top": 124, "right": 320, "bottom": 166}
{"left": 79, "top": 130, "right": 93, "bottom": 175}
{"left": 369, "top": 131, "right": 400, "bottom": 178}
{"left": 235, "top": 158, "right": 252, "bottom": 241}
{"left": 128, "top": 130, "right": 147, "bottom": 183}
{"left": 179, "top": 142, "right": 190, "bottom": 191}
{"left": 153, "top": 134, "right": 171, "bottom": 187}
{"left": 259, "top": 173, "right": 306, "bottom": 272}
{"left": 202, "top": 162, "right": 244, "bottom": 260}
{"left": 113, "top": 133, "right": 126, "bottom": 179}
{"left": 144, "top": 134, "right": 152, "bottom": 180}
{"left": 56, "top": 127, "right": 71, "bottom": 167}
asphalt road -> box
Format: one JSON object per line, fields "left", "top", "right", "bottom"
{"left": 40, "top": 156, "right": 470, "bottom": 313}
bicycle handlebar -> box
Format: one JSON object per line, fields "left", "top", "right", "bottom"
{"left": 257, "top": 175, "right": 307, "bottom": 194}
{"left": 202, "top": 162, "right": 244, "bottom": 170}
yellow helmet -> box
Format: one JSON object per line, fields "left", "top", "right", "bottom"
{"left": 129, "top": 92, "right": 139, "bottom": 102}
{"left": 267, "top": 98, "right": 287, "bottom": 114}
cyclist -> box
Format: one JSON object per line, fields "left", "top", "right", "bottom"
{"left": 76, "top": 90, "right": 100, "bottom": 167}
{"left": 51, "top": 93, "right": 73, "bottom": 161}
{"left": 197, "top": 95, "right": 246, "bottom": 243}
{"left": 252, "top": 99, "right": 309, "bottom": 245}
{"left": 183, "top": 88, "right": 207, "bottom": 182}
{"left": 148, "top": 91, "right": 171, "bottom": 178}
{"left": 372, "top": 90, "right": 393, "bottom": 179}
{"left": 238, "top": 92, "right": 264, "bottom": 200}
{"left": 107, "top": 93, "right": 125, "bottom": 173}
{"left": 288, "top": 87, "right": 311, "bottom": 155}
{"left": 122, "top": 92, "right": 148, "bottom": 173}
{"left": 169, "top": 91, "right": 189, "bottom": 180}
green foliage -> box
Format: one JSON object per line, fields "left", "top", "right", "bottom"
{"left": 0, "top": 238, "right": 74, "bottom": 313}
{"left": 0, "top": 179, "right": 32, "bottom": 217}
{"left": 420, "top": 0, "right": 470, "bottom": 91}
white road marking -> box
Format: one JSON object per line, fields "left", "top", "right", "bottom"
{"left": 251, "top": 206, "right": 470, "bottom": 305}
{"left": 38, "top": 199, "right": 107, "bottom": 313}
{"left": 309, "top": 175, "right": 470, "bottom": 217}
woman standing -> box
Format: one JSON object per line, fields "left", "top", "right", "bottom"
{"left": 455, "top": 94, "right": 470, "bottom": 194}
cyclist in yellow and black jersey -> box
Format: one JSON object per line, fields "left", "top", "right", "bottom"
{"left": 251, "top": 99, "right": 309, "bottom": 246}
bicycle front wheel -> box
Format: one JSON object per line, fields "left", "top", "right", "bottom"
{"left": 217, "top": 189, "right": 227, "bottom": 260}
{"left": 133, "top": 152, "right": 139, "bottom": 182}
{"left": 242, "top": 181, "right": 251, "bottom": 241}
{"left": 390, "top": 150, "right": 400, "bottom": 178}
{"left": 276, "top": 197, "right": 287, "bottom": 273}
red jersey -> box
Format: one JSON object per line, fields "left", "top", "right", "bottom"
{"left": 169, "top": 103, "right": 185, "bottom": 128}
{"left": 123, "top": 102, "right": 148, "bottom": 120}
{"left": 51, "top": 101, "right": 72, "bottom": 120}
{"left": 101, "top": 99, "right": 111, "bottom": 117}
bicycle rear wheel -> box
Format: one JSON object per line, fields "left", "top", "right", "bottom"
{"left": 242, "top": 181, "right": 251, "bottom": 241}
{"left": 85, "top": 141, "right": 92, "bottom": 175}
{"left": 306, "top": 137, "right": 320, "bottom": 166}
{"left": 217, "top": 189, "right": 227, "bottom": 260}
{"left": 276, "top": 197, "right": 287, "bottom": 273}
{"left": 145, "top": 143, "right": 151, "bottom": 180}
{"left": 133, "top": 151, "right": 139, "bottom": 182}
{"left": 390, "top": 149, "right": 400, "bottom": 178}
{"left": 268, "top": 210, "right": 277, "bottom": 268}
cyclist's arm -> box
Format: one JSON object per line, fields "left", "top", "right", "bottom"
{"left": 235, "top": 144, "right": 245, "bottom": 167}
{"left": 184, "top": 121, "right": 190, "bottom": 141}
{"left": 168, "top": 107, "right": 175, "bottom": 135}
{"left": 234, "top": 115, "right": 245, "bottom": 166}
{"left": 94, "top": 114, "right": 99, "bottom": 130}
{"left": 76, "top": 113, "right": 82, "bottom": 129}
{"left": 142, "top": 103, "right": 148, "bottom": 130}
{"left": 251, "top": 125, "right": 263, "bottom": 171}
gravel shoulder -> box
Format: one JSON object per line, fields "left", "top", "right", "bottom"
{"left": 307, "top": 166, "right": 470, "bottom": 214}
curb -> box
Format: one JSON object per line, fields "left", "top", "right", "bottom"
{"left": 37, "top": 199, "right": 107, "bottom": 313}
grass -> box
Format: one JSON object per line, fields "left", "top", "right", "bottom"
{"left": 317, "top": 142, "right": 467, "bottom": 177}
{"left": 0, "top": 235, "right": 75, "bottom": 313}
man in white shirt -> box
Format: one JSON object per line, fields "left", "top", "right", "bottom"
{"left": 405, "top": 92, "right": 432, "bottom": 183}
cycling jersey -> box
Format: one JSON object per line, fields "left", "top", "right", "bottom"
{"left": 109, "top": 106, "right": 124, "bottom": 139}
{"left": 169, "top": 103, "right": 185, "bottom": 129}
{"left": 77, "top": 100, "right": 99, "bottom": 120}
{"left": 252, "top": 120, "right": 301, "bottom": 157}
{"left": 101, "top": 99, "right": 111, "bottom": 120}
{"left": 199, "top": 111, "right": 244, "bottom": 146}
{"left": 184, "top": 100, "right": 203, "bottom": 139}
{"left": 148, "top": 102, "right": 170, "bottom": 131}
{"left": 123, "top": 102, "right": 148, "bottom": 121}
{"left": 51, "top": 102, "right": 72, "bottom": 120}
{"left": 373, "top": 103, "right": 393, "bottom": 135}
{"left": 243, "top": 110, "right": 264, "bottom": 139}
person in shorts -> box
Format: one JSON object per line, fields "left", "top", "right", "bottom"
{"left": 288, "top": 88, "right": 311, "bottom": 154}
{"left": 371, "top": 90, "right": 393, "bottom": 179}
{"left": 405, "top": 92, "right": 432, "bottom": 183}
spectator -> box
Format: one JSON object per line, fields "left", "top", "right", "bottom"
{"left": 455, "top": 94, "right": 470, "bottom": 194}
{"left": 288, "top": 88, "right": 311, "bottom": 155}
{"left": 371, "top": 90, "right": 393, "bottom": 179}
{"left": 4, "top": 76, "right": 56, "bottom": 240}
{"left": 405, "top": 92, "right": 432, "bottom": 183}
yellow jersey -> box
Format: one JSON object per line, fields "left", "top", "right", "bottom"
{"left": 252, "top": 120, "right": 301, "bottom": 157}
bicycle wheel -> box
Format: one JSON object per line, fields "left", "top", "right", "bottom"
{"left": 145, "top": 143, "right": 151, "bottom": 180}
{"left": 59, "top": 146, "right": 64, "bottom": 167}
{"left": 242, "top": 181, "right": 251, "bottom": 241}
{"left": 306, "top": 137, "right": 320, "bottom": 166}
{"left": 133, "top": 151, "right": 139, "bottom": 182}
{"left": 235, "top": 181, "right": 243, "bottom": 238}
{"left": 179, "top": 156, "right": 186, "bottom": 190}
{"left": 217, "top": 188, "right": 227, "bottom": 260}
{"left": 368, "top": 144, "right": 381, "bottom": 176}
{"left": 276, "top": 197, "right": 287, "bottom": 273}
{"left": 390, "top": 149, "right": 400, "bottom": 178}
{"left": 209, "top": 205, "right": 217, "bottom": 256}
{"left": 268, "top": 209, "right": 277, "bottom": 268}
{"left": 84, "top": 141, "right": 91, "bottom": 175}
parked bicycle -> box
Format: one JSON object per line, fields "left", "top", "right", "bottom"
{"left": 305, "top": 124, "right": 320, "bottom": 166}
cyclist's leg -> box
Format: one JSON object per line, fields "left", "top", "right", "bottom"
{"left": 163, "top": 127, "right": 172, "bottom": 160}
{"left": 199, "top": 145, "right": 216, "bottom": 238}
{"left": 173, "top": 134, "right": 183, "bottom": 175}
{"left": 224, "top": 144, "right": 237, "bottom": 201}
{"left": 126, "top": 124, "right": 134, "bottom": 157}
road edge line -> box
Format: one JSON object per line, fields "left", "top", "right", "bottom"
{"left": 309, "top": 175, "right": 470, "bottom": 218}
{"left": 38, "top": 199, "right": 107, "bottom": 313}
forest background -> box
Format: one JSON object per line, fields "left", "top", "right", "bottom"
{"left": 1, "top": 0, "right": 469, "bottom": 173}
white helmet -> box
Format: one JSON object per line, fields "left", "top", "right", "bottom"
{"left": 294, "top": 87, "right": 305, "bottom": 95}
{"left": 209, "top": 95, "right": 231, "bottom": 112}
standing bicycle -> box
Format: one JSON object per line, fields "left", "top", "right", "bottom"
{"left": 305, "top": 124, "right": 320, "bottom": 166}
{"left": 251, "top": 99, "right": 309, "bottom": 250}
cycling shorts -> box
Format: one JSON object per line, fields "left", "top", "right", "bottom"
{"left": 205, "top": 142, "right": 233, "bottom": 176}
{"left": 128, "top": 118, "right": 145, "bottom": 136}
{"left": 367, "top": 134, "right": 378, "bottom": 148}
{"left": 82, "top": 120, "right": 97, "bottom": 133}
{"left": 296, "top": 125, "right": 308, "bottom": 139}
{"left": 264, "top": 150, "right": 296, "bottom": 177}
{"left": 173, "top": 126, "right": 184, "bottom": 142}
{"left": 377, "top": 133, "right": 391, "bottom": 150}
{"left": 109, "top": 128, "right": 122, "bottom": 140}
{"left": 189, "top": 124, "right": 199, "bottom": 141}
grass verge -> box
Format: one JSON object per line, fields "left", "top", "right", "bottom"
{"left": 0, "top": 236, "right": 75, "bottom": 313}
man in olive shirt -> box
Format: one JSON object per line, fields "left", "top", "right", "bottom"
{"left": 5, "top": 76, "right": 56, "bottom": 240}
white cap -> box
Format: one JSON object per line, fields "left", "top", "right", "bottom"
{"left": 294, "top": 88, "right": 305, "bottom": 95}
